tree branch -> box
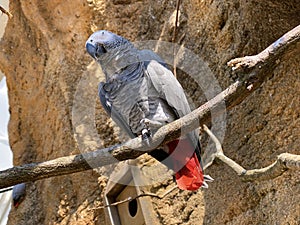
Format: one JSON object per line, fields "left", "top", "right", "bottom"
{"left": 0, "top": 25, "right": 299, "bottom": 189}
{"left": 203, "top": 125, "right": 300, "bottom": 182}
{"left": 202, "top": 125, "right": 246, "bottom": 175}
{"left": 0, "top": 5, "right": 12, "bottom": 18}
{"left": 228, "top": 24, "right": 300, "bottom": 71}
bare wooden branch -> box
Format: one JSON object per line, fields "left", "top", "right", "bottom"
{"left": 228, "top": 24, "right": 300, "bottom": 71}
{"left": 172, "top": 0, "right": 181, "bottom": 78}
{"left": 89, "top": 186, "right": 177, "bottom": 210}
{"left": 0, "top": 5, "right": 12, "bottom": 18}
{"left": 203, "top": 125, "right": 300, "bottom": 182}
{"left": 0, "top": 25, "right": 299, "bottom": 189}
{"left": 241, "top": 153, "right": 300, "bottom": 182}
{"left": 203, "top": 125, "right": 246, "bottom": 175}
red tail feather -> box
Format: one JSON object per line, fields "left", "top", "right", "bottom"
{"left": 167, "top": 139, "right": 204, "bottom": 190}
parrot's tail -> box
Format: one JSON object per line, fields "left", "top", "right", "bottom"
{"left": 167, "top": 139, "right": 204, "bottom": 191}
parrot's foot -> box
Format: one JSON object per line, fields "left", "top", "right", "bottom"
{"left": 141, "top": 128, "right": 152, "bottom": 146}
{"left": 141, "top": 118, "right": 163, "bottom": 128}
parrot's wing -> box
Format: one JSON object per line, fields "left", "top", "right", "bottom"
{"left": 98, "top": 82, "right": 136, "bottom": 138}
{"left": 144, "top": 60, "right": 202, "bottom": 160}
{"left": 144, "top": 60, "right": 191, "bottom": 117}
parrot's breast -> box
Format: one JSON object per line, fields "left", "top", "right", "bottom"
{"left": 106, "top": 73, "right": 176, "bottom": 135}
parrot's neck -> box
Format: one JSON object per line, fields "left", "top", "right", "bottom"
{"left": 105, "top": 61, "right": 144, "bottom": 85}
{"left": 99, "top": 45, "right": 142, "bottom": 82}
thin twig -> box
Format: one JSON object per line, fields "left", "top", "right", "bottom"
{"left": 172, "top": 0, "right": 181, "bottom": 43}
{"left": 178, "top": 33, "right": 186, "bottom": 44}
{"left": 89, "top": 186, "right": 178, "bottom": 210}
{"left": 0, "top": 5, "right": 12, "bottom": 18}
{"left": 203, "top": 124, "right": 300, "bottom": 182}
{"left": 172, "top": 0, "right": 181, "bottom": 78}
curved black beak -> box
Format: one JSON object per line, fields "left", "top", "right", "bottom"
{"left": 86, "top": 42, "right": 107, "bottom": 59}
{"left": 86, "top": 42, "right": 96, "bottom": 58}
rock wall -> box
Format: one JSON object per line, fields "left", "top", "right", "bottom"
{"left": 0, "top": 0, "right": 299, "bottom": 224}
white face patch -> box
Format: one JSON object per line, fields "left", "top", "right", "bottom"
{"left": 86, "top": 30, "right": 115, "bottom": 47}
{"left": 86, "top": 30, "right": 131, "bottom": 55}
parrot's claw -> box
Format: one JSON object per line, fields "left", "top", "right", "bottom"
{"left": 201, "top": 175, "right": 214, "bottom": 188}
{"left": 204, "top": 174, "right": 214, "bottom": 182}
{"left": 141, "top": 128, "right": 152, "bottom": 146}
{"left": 201, "top": 181, "right": 209, "bottom": 189}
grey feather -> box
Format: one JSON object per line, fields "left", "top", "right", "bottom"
{"left": 98, "top": 82, "right": 136, "bottom": 138}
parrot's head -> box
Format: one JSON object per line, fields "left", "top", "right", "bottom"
{"left": 85, "top": 30, "right": 132, "bottom": 60}
{"left": 86, "top": 30, "right": 140, "bottom": 80}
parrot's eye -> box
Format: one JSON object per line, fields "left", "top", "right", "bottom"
{"left": 95, "top": 43, "right": 107, "bottom": 58}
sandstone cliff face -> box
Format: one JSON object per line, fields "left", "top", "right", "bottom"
{"left": 0, "top": 0, "right": 299, "bottom": 224}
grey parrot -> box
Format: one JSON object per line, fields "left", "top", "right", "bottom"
{"left": 12, "top": 183, "right": 26, "bottom": 208}
{"left": 86, "top": 30, "right": 206, "bottom": 190}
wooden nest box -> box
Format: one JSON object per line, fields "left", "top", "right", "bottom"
{"left": 104, "top": 161, "right": 160, "bottom": 225}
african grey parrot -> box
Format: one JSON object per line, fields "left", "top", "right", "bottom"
{"left": 86, "top": 30, "right": 206, "bottom": 190}
{"left": 12, "top": 183, "right": 26, "bottom": 208}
